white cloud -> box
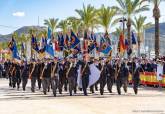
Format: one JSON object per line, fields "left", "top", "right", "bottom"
{"left": 12, "top": 12, "right": 25, "bottom": 17}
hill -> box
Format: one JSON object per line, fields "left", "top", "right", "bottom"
{"left": 0, "top": 26, "right": 46, "bottom": 42}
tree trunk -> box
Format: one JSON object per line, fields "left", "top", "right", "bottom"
{"left": 138, "top": 40, "right": 141, "bottom": 57}
{"left": 155, "top": 18, "right": 159, "bottom": 58}
{"left": 127, "top": 18, "right": 131, "bottom": 45}
{"left": 153, "top": 1, "right": 160, "bottom": 58}
{"left": 127, "top": 18, "right": 131, "bottom": 58}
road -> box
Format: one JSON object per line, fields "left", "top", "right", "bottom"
{"left": 0, "top": 79, "right": 165, "bottom": 114}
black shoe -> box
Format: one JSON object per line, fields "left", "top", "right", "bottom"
{"left": 43, "top": 91, "right": 47, "bottom": 95}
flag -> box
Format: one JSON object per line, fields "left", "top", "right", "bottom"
{"left": 58, "top": 34, "right": 64, "bottom": 51}
{"left": 31, "top": 35, "right": 39, "bottom": 52}
{"left": 132, "top": 32, "right": 136, "bottom": 45}
{"left": 88, "top": 41, "right": 96, "bottom": 53}
{"left": 119, "top": 33, "right": 125, "bottom": 53}
{"left": 46, "top": 44, "right": 54, "bottom": 57}
{"left": 125, "top": 39, "right": 129, "bottom": 49}
{"left": 99, "top": 37, "right": 112, "bottom": 54}
{"left": 70, "top": 31, "right": 80, "bottom": 49}
{"left": 21, "top": 42, "right": 25, "bottom": 57}
{"left": 54, "top": 40, "right": 60, "bottom": 52}
{"left": 39, "top": 37, "right": 46, "bottom": 53}
{"left": 64, "top": 34, "right": 70, "bottom": 49}
{"left": 47, "top": 27, "right": 51, "bottom": 39}
{"left": 100, "top": 43, "right": 112, "bottom": 54}
{"left": 45, "top": 27, "right": 54, "bottom": 57}
{"left": 8, "top": 37, "right": 20, "bottom": 59}
{"left": 90, "top": 33, "right": 96, "bottom": 41}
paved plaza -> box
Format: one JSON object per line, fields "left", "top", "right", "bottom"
{"left": 0, "top": 79, "right": 165, "bottom": 114}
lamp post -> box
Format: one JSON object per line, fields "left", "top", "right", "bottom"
{"left": 119, "top": 17, "right": 127, "bottom": 57}
{"left": 119, "top": 17, "right": 127, "bottom": 36}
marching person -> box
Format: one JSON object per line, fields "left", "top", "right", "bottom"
{"left": 21, "top": 60, "right": 30, "bottom": 91}
{"left": 40, "top": 60, "right": 51, "bottom": 95}
{"left": 80, "top": 56, "right": 91, "bottom": 96}
{"left": 132, "top": 59, "right": 141, "bottom": 95}
{"left": 99, "top": 59, "right": 107, "bottom": 95}
{"left": 116, "top": 60, "right": 129, "bottom": 95}
{"left": 29, "top": 60, "right": 40, "bottom": 92}
{"left": 106, "top": 60, "right": 115, "bottom": 93}
{"left": 66, "top": 57, "right": 77, "bottom": 96}
{"left": 50, "top": 59, "right": 59, "bottom": 97}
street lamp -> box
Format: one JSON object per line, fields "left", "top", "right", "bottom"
{"left": 119, "top": 17, "right": 127, "bottom": 34}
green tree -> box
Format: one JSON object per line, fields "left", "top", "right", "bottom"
{"left": 44, "top": 18, "right": 58, "bottom": 34}
{"left": 57, "top": 19, "right": 68, "bottom": 34}
{"left": 67, "top": 17, "right": 82, "bottom": 34}
{"left": 132, "top": 16, "right": 152, "bottom": 56}
{"left": 98, "top": 5, "right": 117, "bottom": 33}
{"left": 146, "top": 0, "right": 165, "bottom": 57}
{"left": 113, "top": 0, "right": 149, "bottom": 50}
{"left": 75, "top": 4, "right": 98, "bottom": 32}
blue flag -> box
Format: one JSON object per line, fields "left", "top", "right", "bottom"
{"left": 8, "top": 37, "right": 20, "bottom": 59}
{"left": 58, "top": 34, "right": 64, "bottom": 51}
{"left": 48, "top": 27, "right": 52, "bottom": 40}
{"left": 45, "top": 27, "right": 54, "bottom": 57}
{"left": 100, "top": 43, "right": 112, "bottom": 54}
{"left": 31, "top": 35, "right": 39, "bottom": 52}
{"left": 70, "top": 31, "right": 80, "bottom": 49}
{"left": 99, "top": 36, "right": 112, "bottom": 54}
{"left": 39, "top": 37, "right": 47, "bottom": 53}
{"left": 132, "top": 32, "right": 136, "bottom": 45}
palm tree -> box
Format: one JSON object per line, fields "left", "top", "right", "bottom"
{"left": 44, "top": 18, "right": 58, "bottom": 34}
{"left": 132, "top": 16, "right": 152, "bottom": 56}
{"left": 67, "top": 17, "right": 82, "bottom": 34}
{"left": 146, "top": 0, "right": 165, "bottom": 57}
{"left": 75, "top": 4, "right": 98, "bottom": 32}
{"left": 98, "top": 5, "right": 117, "bottom": 34}
{"left": 0, "top": 42, "right": 8, "bottom": 49}
{"left": 113, "top": 0, "right": 149, "bottom": 49}
{"left": 57, "top": 19, "right": 68, "bottom": 34}
{"left": 12, "top": 32, "right": 19, "bottom": 41}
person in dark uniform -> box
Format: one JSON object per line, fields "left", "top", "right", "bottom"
{"left": 0, "top": 62, "right": 3, "bottom": 78}
{"left": 50, "top": 59, "right": 59, "bottom": 97}
{"left": 37, "top": 61, "right": 42, "bottom": 90}
{"left": 116, "top": 61, "right": 129, "bottom": 95}
{"left": 80, "top": 58, "right": 91, "bottom": 96}
{"left": 63, "top": 58, "right": 69, "bottom": 92}
{"left": 21, "top": 61, "right": 30, "bottom": 91}
{"left": 106, "top": 60, "right": 115, "bottom": 93}
{"left": 12, "top": 62, "right": 21, "bottom": 90}
{"left": 99, "top": 60, "right": 107, "bottom": 95}
{"left": 58, "top": 61, "right": 64, "bottom": 94}
{"left": 132, "top": 60, "right": 141, "bottom": 95}
{"left": 40, "top": 60, "right": 51, "bottom": 95}
{"left": 29, "top": 61, "right": 40, "bottom": 92}
{"left": 66, "top": 58, "right": 77, "bottom": 96}
{"left": 4, "top": 60, "right": 12, "bottom": 87}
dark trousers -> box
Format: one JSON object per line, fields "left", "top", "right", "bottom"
{"left": 42, "top": 77, "right": 51, "bottom": 95}
{"left": 22, "top": 76, "right": 28, "bottom": 91}
{"left": 133, "top": 78, "right": 140, "bottom": 94}
{"left": 31, "top": 76, "right": 37, "bottom": 92}
{"left": 12, "top": 75, "right": 21, "bottom": 90}
{"left": 82, "top": 74, "right": 89, "bottom": 96}
{"left": 37, "top": 76, "right": 42, "bottom": 90}
{"left": 116, "top": 77, "right": 128, "bottom": 95}
{"left": 100, "top": 76, "right": 107, "bottom": 95}
{"left": 68, "top": 76, "right": 76, "bottom": 96}
{"left": 107, "top": 76, "right": 114, "bottom": 93}
{"left": 51, "top": 76, "right": 58, "bottom": 97}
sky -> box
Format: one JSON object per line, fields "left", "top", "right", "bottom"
{"left": 0, "top": 0, "right": 165, "bottom": 35}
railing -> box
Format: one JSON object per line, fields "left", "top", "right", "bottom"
{"left": 128, "top": 72, "right": 165, "bottom": 87}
